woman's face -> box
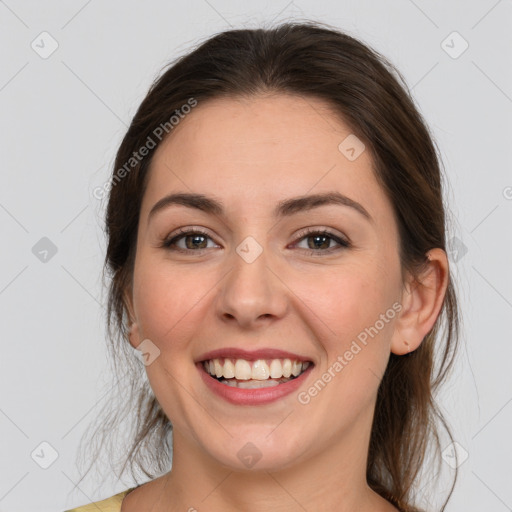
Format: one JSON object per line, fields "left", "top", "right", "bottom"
{"left": 126, "top": 93, "right": 408, "bottom": 472}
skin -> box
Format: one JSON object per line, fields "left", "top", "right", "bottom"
{"left": 122, "top": 93, "right": 449, "bottom": 512}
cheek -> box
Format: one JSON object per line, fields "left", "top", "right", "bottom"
{"left": 131, "top": 262, "right": 212, "bottom": 424}
{"left": 132, "top": 260, "right": 216, "bottom": 353}
{"left": 309, "top": 267, "right": 398, "bottom": 415}
{"left": 300, "top": 260, "right": 397, "bottom": 346}
{"left": 301, "top": 264, "right": 400, "bottom": 411}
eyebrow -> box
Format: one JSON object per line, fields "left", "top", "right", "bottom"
{"left": 147, "top": 191, "right": 372, "bottom": 224}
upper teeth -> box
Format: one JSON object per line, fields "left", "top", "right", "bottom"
{"left": 203, "top": 358, "right": 310, "bottom": 380}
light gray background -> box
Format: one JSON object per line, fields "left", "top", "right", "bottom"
{"left": 1, "top": 1, "right": 511, "bottom": 511}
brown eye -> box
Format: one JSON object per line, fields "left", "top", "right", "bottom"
{"left": 294, "top": 229, "right": 350, "bottom": 254}
{"left": 183, "top": 234, "right": 208, "bottom": 250}
{"left": 162, "top": 229, "right": 218, "bottom": 252}
{"left": 307, "top": 234, "right": 332, "bottom": 250}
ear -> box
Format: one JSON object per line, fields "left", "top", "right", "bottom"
{"left": 123, "top": 287, "right": 141, "bottom": 349}
{"left": 391, "top": 248, "right": 449, "bottom": 355}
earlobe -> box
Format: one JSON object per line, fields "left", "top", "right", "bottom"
{"left": 391, "top": 248, "right": 449, "bottom": 355}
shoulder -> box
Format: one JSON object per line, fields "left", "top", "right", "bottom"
{"left": 64, "top": 487, "right": 137, "bottom": 512}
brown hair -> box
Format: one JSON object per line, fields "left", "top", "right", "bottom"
{"left": 78, "top": 21, "right": 460, "bottom": 510}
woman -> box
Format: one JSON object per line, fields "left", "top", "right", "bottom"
{"left": 66, "top": 21, "right": 460, "bottom": 512}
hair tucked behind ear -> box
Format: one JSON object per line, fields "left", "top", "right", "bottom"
{"left": 75, "top": 21, "right": 460, "bottom": 510}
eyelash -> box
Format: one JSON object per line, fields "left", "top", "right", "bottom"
{"left": 160, "top": 227, "right": 351, "bottom": 256}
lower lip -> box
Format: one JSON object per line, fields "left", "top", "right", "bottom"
{"left": 197, "top": 362, "right": 314, "bottom": 405}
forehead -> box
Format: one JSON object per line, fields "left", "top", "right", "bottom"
{"left": 142, "top": 94, "right": 391, "bottom": 222}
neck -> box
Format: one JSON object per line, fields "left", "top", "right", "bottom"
{"left": 155, "top": 415, "right": 397, "bottom": 512}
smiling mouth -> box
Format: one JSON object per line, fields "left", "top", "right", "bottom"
{"left": 202, "top": 357, "right": 312, "bottom": 389}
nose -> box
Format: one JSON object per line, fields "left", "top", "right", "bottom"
{"left": 216, "top": 244, "right": 288, "bottom": 330}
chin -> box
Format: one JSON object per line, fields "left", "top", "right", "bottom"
{"left": 201, "top": 430, "right": 309, "bottom": 473}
